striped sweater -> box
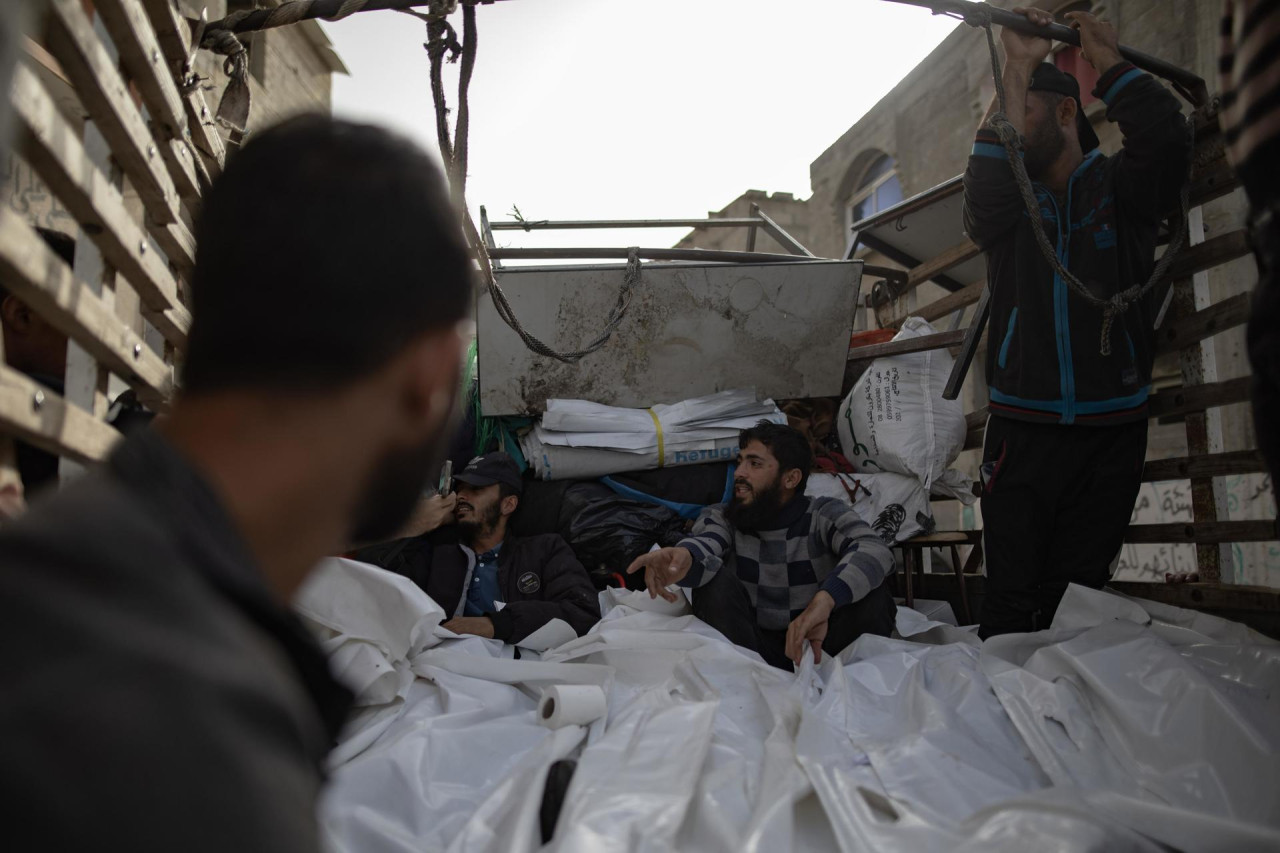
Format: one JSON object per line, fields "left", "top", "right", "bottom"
{"left": 677, "top": 496, "right": 895, "bottom": 631}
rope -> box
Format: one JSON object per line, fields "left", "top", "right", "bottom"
{"left": 974, "top": 5, "right": 1192, "bottom": 356}
{"left": 425, "top": 3, "right": 642, "bottom": 363}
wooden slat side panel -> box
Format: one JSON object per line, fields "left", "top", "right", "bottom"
{"left": 95, "top": 0, "right": 203, "bottom": 202}
{"left": 138, "top": 0, "right": 226, "bottom": 175}
{"left": 11, "top": 63, "right": 191, "bottom": 344}
{"left": 1165, "top": 229, "right": 1252, "bottom": 281}
{"left": 0, "top": 364, "right": 120, "bottom": 465}
{"left": 1155, "top": 291, "right": 1251, "bottom": 355}
{"left": 0, "top": 209, "right": 174, "bottom": 407}
{"left": 910, "top": 279, "right": 984, "bottom": 326}
{"left": 1147, "top": 376, "right": 1252, "bottom": 420}
{"left": 45, "top": 0, "right": 181, "bottom": 225}
{"left": 1125, "top": 521, "right": 1277, "bottom": 544}
{"left": 1142, "top": 449, "right": 1267, "bottom": 482}
{"left": 905, "top": 239, "right": 981, "bottom": 290}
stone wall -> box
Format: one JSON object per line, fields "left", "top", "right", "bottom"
{"left": 674, "top": 190, "right": 815, "bottom": 256}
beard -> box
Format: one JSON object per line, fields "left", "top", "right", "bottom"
{"left": 457, "top": 498, "right": 502, "bottom": 544}
{"left": 348, "top": 388, "right": 458, "bottom": 543}
{"left": 725, "top": 476, "right": 785, "bottom": 532}
{"left": 1023, "top": 118, "right": 1067, "bottom": 180}
{"left": 348, "top": 431, "right": 449, "bottom": 544}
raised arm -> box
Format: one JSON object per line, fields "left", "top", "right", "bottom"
{"left": 963, "top": 6, "right": 1054, "bottom": 248}
{"left": 1068, "top": 11, "right": 1191, "bottom": 224}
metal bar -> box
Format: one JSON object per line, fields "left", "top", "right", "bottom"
{"left": 479, "top": 204, "right": 500, "bottom": 269}
{"left": 487, "top": 247, "right": 843, "bottom": 265}
{"left": 488, "top": 217, "right": 764, "bottom": 231}
{"left": 858, "top": 232, "right": 966, "bottom": 294}
{"left": 847, "top": 328, "right": 967, "bottom": 361}
{"left": 750, "top": 202, "right": 815, "bottom": 257}
{"left": 942, "top": 286, "right": 989, "bottom": 400}
{"left": 881, "top": 0, "right": 1208, "bottom": 104}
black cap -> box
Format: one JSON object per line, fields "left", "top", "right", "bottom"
{"left": 1028, "top": 62, "right": 1100, "bottom": 154}
{"left": 454, "top": 452, "right": 523, "bottom": 494}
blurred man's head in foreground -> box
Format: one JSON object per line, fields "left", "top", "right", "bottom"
{"left": 182, "top": 115, "right": 473, "bottom": 546}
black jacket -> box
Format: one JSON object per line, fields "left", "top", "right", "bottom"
{"left": 963, "top": 62, "right": 1192, "bottom": 425}
{"left": 0, "top": 430, "right": 351, "bottom": 852}
{"left": 353, "top": 527, "right": 600, "bottom": 644}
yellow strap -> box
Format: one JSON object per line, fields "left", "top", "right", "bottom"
{"left": 647, "top": 408, "right": 665, "bottom": 468}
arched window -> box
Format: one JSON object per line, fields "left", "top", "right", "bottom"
{"left": 846, "top": 154, "right": 903, "bottom": 230}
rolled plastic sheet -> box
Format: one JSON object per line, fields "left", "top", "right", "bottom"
{"left": 538, "top": 685, "right": 608, "bottom": 729}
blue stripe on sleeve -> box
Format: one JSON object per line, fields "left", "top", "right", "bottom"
{"left": 972, "top": 142, "right": 1008, "bottom": 160}
{"left": 1102, "top": 68, "right": 1144, "bottom": 105}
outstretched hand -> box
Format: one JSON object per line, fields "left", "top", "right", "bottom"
{"left": 1002, "top": 7, "right": 1055, "bottom": 69}
{"left": 625, "top": 547, "right": 693, "bottom": 602}
{"left": 785, "top": 591, "right": 836, "bottom": 666}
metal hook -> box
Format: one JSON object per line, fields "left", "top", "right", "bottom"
{"left": 186, "top": 8, "right": 209, "bottom": 74}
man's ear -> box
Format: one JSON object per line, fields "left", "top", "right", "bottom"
{"left": 782, "top": 468, "right": 803, "bottom": 491}
{"left": 1059, "top": 95, "right": 1078, "bottom": 128}
{"left": 501, "top": 494, "right": 519, "bottom": 517}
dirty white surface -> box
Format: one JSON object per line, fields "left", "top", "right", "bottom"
{"left": 298, "top": 560, "right": 1280, "bottom": 852}
{"left": 477, "top": 260, "right": 861, "bottom": 416}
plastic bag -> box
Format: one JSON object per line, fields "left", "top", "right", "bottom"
{"left": 566, "top": 494, "right": 686, "bottom": 577}
{"left": 837, "top": 317, "right": 966, "bottom": 490}
{"left": 806, "top": 472, "right": 934, "bottom": 543}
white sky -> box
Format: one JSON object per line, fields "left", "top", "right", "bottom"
{"left": 320, "top": 0, "right": 960, "bottom": 254}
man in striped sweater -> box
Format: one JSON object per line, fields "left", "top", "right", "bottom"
{"left": 627, "top": 422, "right": 896, "bottom": 669}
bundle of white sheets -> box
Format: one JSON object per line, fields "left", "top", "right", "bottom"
{"left": 296, "top": 559, "right": 1280, "bottom": 853}
{"left": 520, "top": 389, "right": 787, "bottom": 480}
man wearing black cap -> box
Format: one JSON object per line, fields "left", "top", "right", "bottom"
{"left": 963, "top": 8, "right": 1191, "bottom": 637}
{"left": 353, "top": 451, "right": 601, "bottom": 643}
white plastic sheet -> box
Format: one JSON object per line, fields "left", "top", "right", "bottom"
{"left": 305, "top": 564, "right": 1280, "bottom": 853}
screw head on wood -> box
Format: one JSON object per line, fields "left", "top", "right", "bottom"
{"left": 147, "top": 144, "right": 156, "bottom": 158}
{"left": 32, "top": 389, "right": 44, "bottom": 411}
{"left": 139, "top": 240, "right": 148, "bottom": 254}
{"left": 151, "top": 48, "right": 160, "bottom": 64}
{"left": 133, "top": 343, "right": 142, "bottom": 359}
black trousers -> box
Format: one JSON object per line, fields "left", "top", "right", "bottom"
{"left": 978, "top": 415, "right": 1147, "bottom": 639}
{"left": 690, "top": 563, "right": 897, "bottom": 670}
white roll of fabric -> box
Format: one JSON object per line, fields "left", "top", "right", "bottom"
{"left": 537, "top": 684, "right": 608, "bottom": 729}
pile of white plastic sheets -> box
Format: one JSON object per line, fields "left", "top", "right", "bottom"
{"left": 296, "top": 559, "right": 1280, "bottom": 852}
{"left": 520, "top": 389, "right": 787, "bottom": 480}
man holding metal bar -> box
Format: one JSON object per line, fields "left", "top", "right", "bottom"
{"left": 962, "top": 7, "right": 1191, "bottom": 637}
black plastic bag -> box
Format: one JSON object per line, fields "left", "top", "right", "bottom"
{"left": 565, "top": 492, "right": 686, "bottom": 588}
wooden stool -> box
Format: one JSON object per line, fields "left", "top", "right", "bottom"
{"left": 897, "top": 531, "right": 983, "bottom": 625}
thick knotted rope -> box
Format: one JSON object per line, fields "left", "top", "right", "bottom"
{"left": 974, "top": 4, "right": 1191, "bottom": 356}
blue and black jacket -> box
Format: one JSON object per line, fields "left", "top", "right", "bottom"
{"left": 963, "top": 62, "right": 1192, "bottom": 426}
